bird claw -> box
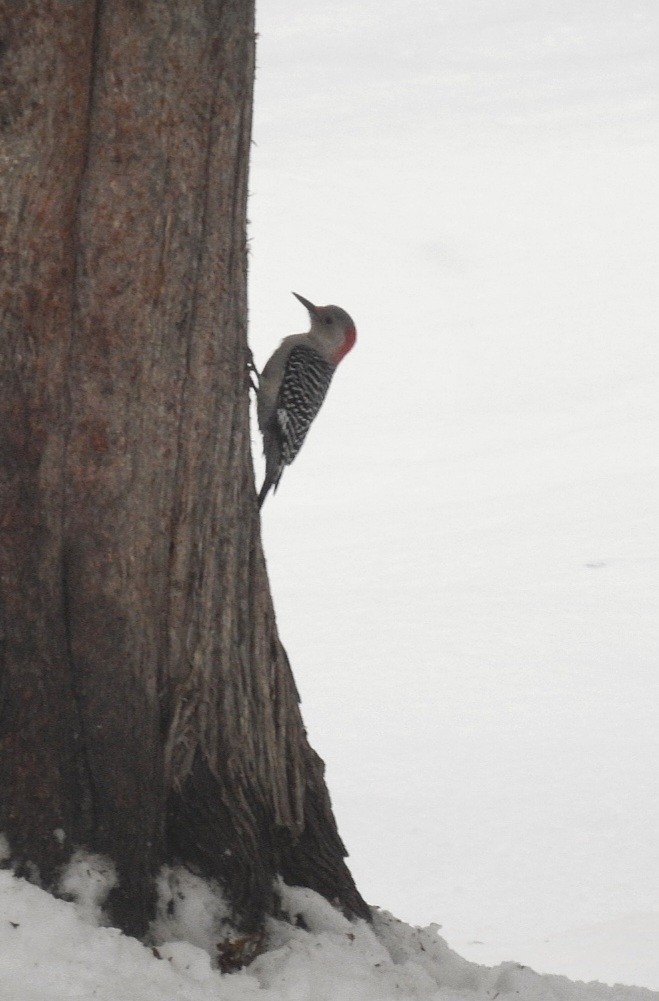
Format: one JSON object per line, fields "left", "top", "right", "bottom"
{"left": 246, "top": 347, "right": 259, "bottom": 391}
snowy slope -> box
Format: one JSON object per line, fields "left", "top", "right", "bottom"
{"left": 248, "top": 0, "right": 659, "bottom": 986}
{"left": 1, "top": 869, "right": 657, "bottom": 1001}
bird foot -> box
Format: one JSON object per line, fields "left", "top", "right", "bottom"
{"left": 246, "top": 346, "right": 259, "bottom": 391}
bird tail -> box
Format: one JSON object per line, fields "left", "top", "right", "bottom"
{"left": 258, "top": 431, "right": 283, "bottom": 509}
{"left": 258, "top": 465, "right": 284, "bottom": 508}
{"left": 258, "top": 475, "right": 273, "bottom": 509}
{"left": 255, "top": 478, "right": 268, "bottom": 504}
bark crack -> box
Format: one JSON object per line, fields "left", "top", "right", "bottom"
{"left": 60, "top": 0, "right": 105, "bottom": 845}
{"left": 164, "top": 54, "right": 222, "bottom": 773}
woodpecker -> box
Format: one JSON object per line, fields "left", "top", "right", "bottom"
{"left": 256, "top": 292, "right": 356, "bottom": 508}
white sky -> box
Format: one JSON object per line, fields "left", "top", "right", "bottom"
{"left": 249, "top": 1, "right": 659, "bottom": 989}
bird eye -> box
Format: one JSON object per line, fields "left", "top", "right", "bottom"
{"left": 323, "top": 315, "right": 333, "bottom": 325}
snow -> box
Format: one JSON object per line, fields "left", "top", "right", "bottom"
{"left": 1, "top": 867, "right": 657, "bottom": 1001}
{"left": 150, "top": 866, "right": 233, "bottom": 958}
{"left": 58, "top": 850, "right": 117, "bottom": 926}
{"left": 249, "top": 0, "right": 659, "bottom": 990}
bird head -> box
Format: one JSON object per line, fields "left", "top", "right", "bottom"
{"left": 292, "top": 292, "right": 357, "bottom": 365}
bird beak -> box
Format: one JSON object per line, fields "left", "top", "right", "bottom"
{"left": 292, "top": 292, "right": 319, "bottom": 317}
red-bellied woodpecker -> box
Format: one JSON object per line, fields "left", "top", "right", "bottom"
{"left": 256, "top": 292, "right": 357, "bottom": 508}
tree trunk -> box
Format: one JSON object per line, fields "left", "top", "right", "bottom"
{"left": 0, "top": 0, "right": 368, "bottom": 938}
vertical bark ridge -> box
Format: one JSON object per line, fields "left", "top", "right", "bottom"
{"left": 61, "top": 0, "right": 104, "bottom": 868}
{"left": 0, "top": 0, "right": 101, "bottom": 883}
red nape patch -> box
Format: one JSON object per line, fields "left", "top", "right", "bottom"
{"left": 332, "top": 324, "right": 357, "bottom": 364}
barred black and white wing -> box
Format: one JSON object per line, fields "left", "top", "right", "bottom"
{"left": 257, "top": 344, "right": 335, "bottom": 507}
{"left": 276, "top": 345, "right": 335, "bottom": 465}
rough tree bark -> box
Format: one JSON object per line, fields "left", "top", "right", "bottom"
{"left": 0, "top": 0, "right": 368, "bottom": 938}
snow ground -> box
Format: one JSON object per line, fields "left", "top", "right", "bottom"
{"left": 1, "top": 867, "right": 657, "bottom": 1001}
{"left": 249, "top": 0, "right": 659, "bottom": 990}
